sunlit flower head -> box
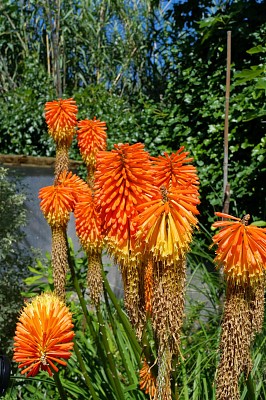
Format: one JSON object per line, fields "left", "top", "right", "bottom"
{"left": 77, "top": 117, "right": 107, "bottom": 167}
{"left": 151, "top": 147, "right": 199, "bottom": 192}
{"left": 45, "top": 98, "right": 78, "bottom": 146}
{"left": 74, "top": 186, "right": 104, "bottom": 252}
{"left": 135, "top": 185, "right": 200, "bottom": 264}
{"left": 94, "top": 142, "right": 156, "bottom": 264}
{"left": 212, "top": 212, "right": 266, "bottom": 285}
{"left": 139, "top": 359, "right": 157, "bottom": 399}
{"left": 57, "top": 170, "right": 88, "bottom": 201}
{"left": 39, "top": 185, "right": 74, "bottom": 227}
{"left": 39, "top": 171, "right": 87, "bottom": 227}
{"left": 13, "top": 293, "right": 74, "bottom": 377}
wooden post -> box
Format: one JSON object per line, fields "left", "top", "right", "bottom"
{"left": 55, "top": 0, "right": 62, "bottom": 98}
{"left": 222, "top": 31, "right": 231, "bottom": 214}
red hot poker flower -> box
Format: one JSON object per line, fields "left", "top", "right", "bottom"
{"left": 212, "top": 212, "right": 266, "bottom": 285}
{"left": 39, "top": 171, "right": 87, "bottom": 227}
{"left": 56, "top": 170, "right": 88, "bottom": 201}
{"left": 39, "top": 185, "right": 74, "bottom": 227}
{"left": 13, "top": 293, "right": 74, "bottom": 377}
{"left": 135, "top": 186, "right": 200, "bottom": 264}
{"left": 77, "top": 117, "right": 107, "bottom": 167}
{"left": 94, "top": 143, "right": 156, "bottom": 263}
{"left": 45, "top": 98, "right": 78, "bottom": 146}
{"left": 74, "top": 186, "right": 104, "bottom": 252}
{"left": 151, "top": 147, "right": 199, "bottom": 191}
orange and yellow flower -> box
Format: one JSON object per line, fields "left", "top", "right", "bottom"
{"left": 77, "top": 117, "right": 107, "bottom": 167}
{"left": 151, "top": 147, "right": 199, "bottom": 191}
{"left": 94, "top": 143, "right": 156, "bottom": 263}
{"left": 139, "top": 359, "right": 157, "bottom": 399}
{"left": 212, "top": 212, "right": 266, "bottom": 285}
{"left": 74, "top": 186, "right": 104, "bottom": 252}
{"left": 45, "top": 98, "right": 78, "bottom": 146}
{"left": 56, "top": 170, "right": 88, "bottom": 201}
{"left": 135, "top": 186, "right": 200, "bottom": 264}
{"left": 39, "top": 171, "right": 87, "bottom": 227}
{"left": 13, "top": 293, "right": 74, "bottom": 377}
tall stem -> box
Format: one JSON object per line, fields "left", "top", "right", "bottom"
{"left": 96, "top": 306, "right": 126, "bottom": 400}
{"left": 103, "top": 286, "right": 135, "bottom": 385}
{"left": 53, "top": 370, "right": 67, "bottom": 400}
{"left": 73, "top": 341, "right": 98, "bottom": 400}
{"left": 66, "top": 239, "right": 97, "bottom": 341}
{"left": 155, "top": 345, "right": 172, "bottom": 400}
{"left": 246, "top": 374, "right": 256, "bottom": 400}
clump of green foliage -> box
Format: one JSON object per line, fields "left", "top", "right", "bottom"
{"left": 0, "top": 168, "right": 31, "bottom": 355}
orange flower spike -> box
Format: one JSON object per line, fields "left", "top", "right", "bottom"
{"left": 151, "top": 147, "right": 199, "bottom": 191}
{"left": 95, "top": 143, "right": 156, "bottom": 254}
{"left": 45, "top": 98, "right": 78, "bottom": 146}
{"left": 74, "top": 188, "right": 104, "bottom": 252}
{"left": 13, "top": 293, "right": 74, "bottom": 377}
{"left": 57, "top": 170, "right": 88, "bottom": 201}
{"left": 39, "top": 185, "right": 74, "bottom": 227}
{"left": 39, "top": 171, "right": 87, "bottom": 227}
{"left": 77, "top": 117, "right": 107, "bottom": 166}
{"left": 212, "top": 212, "right": 266, "bottom": 285}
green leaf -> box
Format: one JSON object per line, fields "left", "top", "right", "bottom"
{"left": 255, "top": 78, "right": 266, "bottom": 89}
{"left": 250, "top": 220, "right": 266, "bottom": 227}
{"left": 246, "top": 45, "right": 266, "bottom": 54}
{"left": 235, "top": 66, "right": 264, "bottom": 83}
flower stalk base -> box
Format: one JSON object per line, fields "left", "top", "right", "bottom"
{"left": 216, "top": 279, "right": 265, "bottom": 400}
{"left": 87, "top": 249, "right": 103, "bottom": 306}
{"left": 51, "top": 226, "right": 68, "bottom": 301}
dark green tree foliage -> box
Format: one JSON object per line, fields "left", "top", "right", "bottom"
{"left": 148, "top": 0, "right": 266, "bottom": 221}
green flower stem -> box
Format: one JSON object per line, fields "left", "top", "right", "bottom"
{"left": 156, "top": 345, "right": 172, "bottom": 400}
{"left": 96, "top": 306, "right": 126, "bottom": 400}
{"left": 103, "top": 287, "right": 135, "bottom": 385}
{"left": 101, "top": 268, "right": 142, "bottom": 362}
{"left": 74, "top": 341, "right": 98, "bottom": 400}
{"left": 180, "top": 354, "right": 189, "bottom": 400}
{"left": 53, "top": 370, "right": 67, "bottom": 400}
{"left": 246, "top": 374, "right": 256, "bottom": 400}
{"left": 66, "top": 240, "right": 97, "bottom": 342}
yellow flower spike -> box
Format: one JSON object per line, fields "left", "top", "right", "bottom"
{"left": 135, "top": 186, "right": 200, "bottom": 264}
